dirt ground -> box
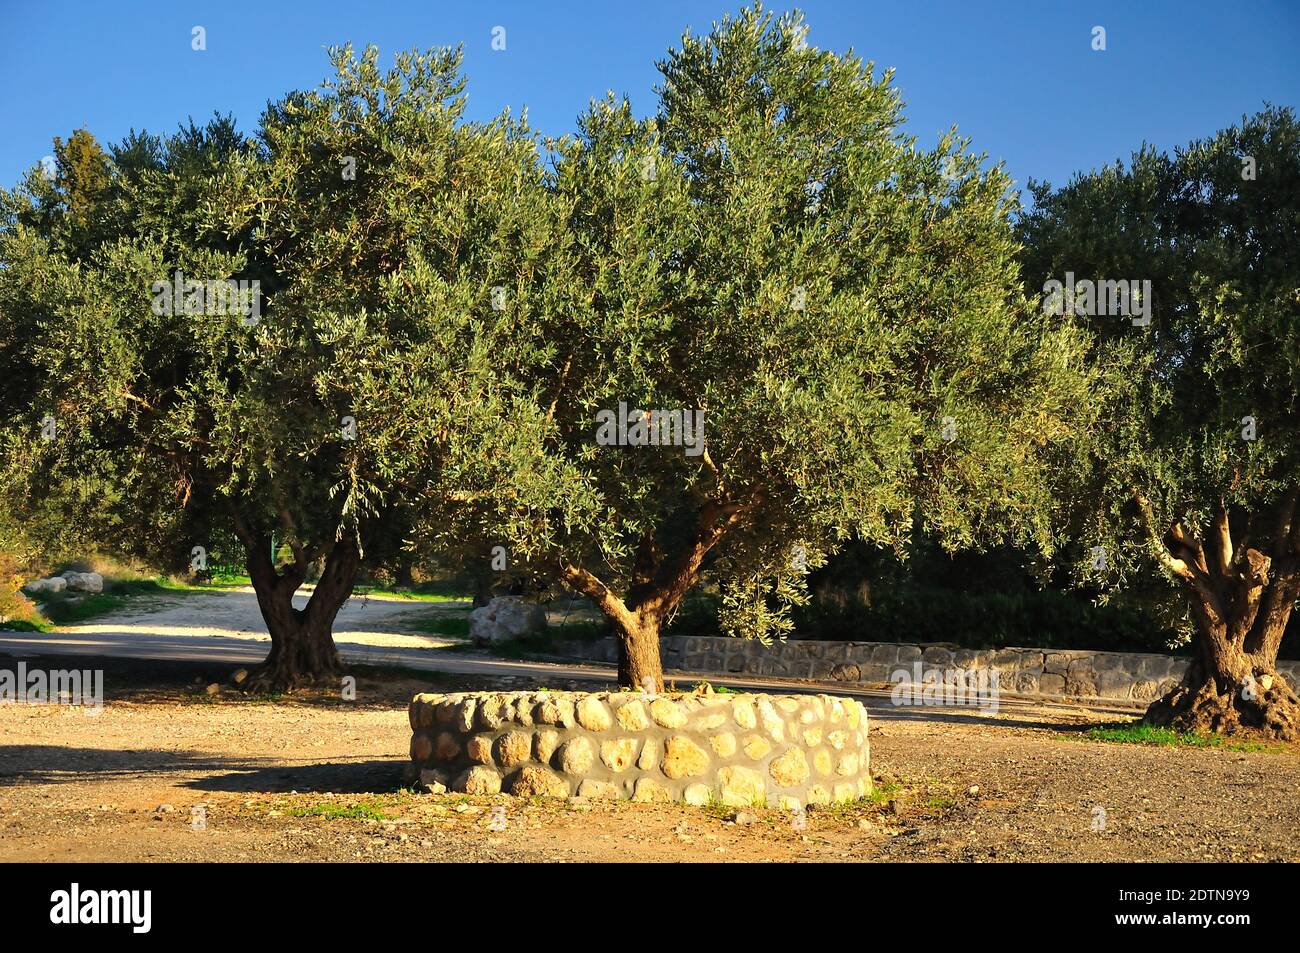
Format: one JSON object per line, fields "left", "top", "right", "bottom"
{"left": 1, "top": 655, "right": 1297, "bottom": 863}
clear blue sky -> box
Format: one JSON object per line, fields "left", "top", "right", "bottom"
{"left": 2, "top": 0, "right": 1297, "bottom": 196}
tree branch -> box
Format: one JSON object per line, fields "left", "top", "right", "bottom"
{"left": 1211, "top": 502, "right": 1234, "bottom": 579}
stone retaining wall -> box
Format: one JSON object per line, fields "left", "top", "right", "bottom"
{"left": 408, "top": 690, "right": 871, "bottom": 809}
{"left": 545, "top": 636, "right": 1300, "bottom": 707}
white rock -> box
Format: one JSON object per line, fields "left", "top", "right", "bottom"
{"left": 469, "top": 596, "right": 547, "bottom": 645}
{"left": 62, "top": 572, "right": 104, "bottom": 593}
{"left": 22, "top": 576, "right": 67, "bottom": 595}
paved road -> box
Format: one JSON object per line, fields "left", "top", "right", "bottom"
{"left": 0, "top": 587, "right": 1131, "bottom": 723}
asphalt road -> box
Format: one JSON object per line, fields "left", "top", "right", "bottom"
{"left": 0, "top": 587, "right": 1131, "bottom": 723}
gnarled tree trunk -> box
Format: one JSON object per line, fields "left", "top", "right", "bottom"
{"left": 1136, "top": 491, "right": 1300, "bottom": 740}
{"left": 613, "top": 611, "right": 666, "bottom": 693}
{"left": 240, "top": 529, "right": 361, "bottom": 692}
{"left": 561, "top": 500, "right": 750, "bottom": 692}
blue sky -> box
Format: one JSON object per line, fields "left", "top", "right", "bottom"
{"left": 2, "top": 0, "right": 1297, "bottom": 197}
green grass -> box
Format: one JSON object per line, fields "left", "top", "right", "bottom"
{"left": 692, "top": 681, "right": 740, "bottom": 695}
{"left": 284, "top": 802, "right": 388, "bottom": 821}
{"left": 410, "top": 614, "right": 472, "bottom": 638}
{"left": 1079, "top": 722, "right": 1285, "bottom": 753}
{"left": 866, "top": 781, "right": 903, "bottom": 805}
{"left": 351, "top": 585, "right": 471, "bottom": 603}
{"left": 31, "top": 576, "right": 214, "bottom": 627}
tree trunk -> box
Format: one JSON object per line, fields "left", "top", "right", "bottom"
{"left": 1145, "top": 574, "right": 1300, "bottom": 741}
{"left": 613, "top": 612, "right": 665, "bottom": 693}
{"left": 242, "top": 537, "right": 360, "bottom": 692}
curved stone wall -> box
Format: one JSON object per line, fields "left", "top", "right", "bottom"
{"left": 407, "top": 690, "right": 871, "bottom": 809}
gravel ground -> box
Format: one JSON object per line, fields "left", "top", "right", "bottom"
{"left": 0, "top": 656, "right": 1296, "bottom": 863}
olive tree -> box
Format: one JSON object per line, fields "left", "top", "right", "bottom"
{"left": 1019, "top": 106, "right": 1300, "bottom": 738}
{"left": 430, "top": 5, "right": 1090, "bottom": 690}
{"left": 0, "top": 45, "right": 553, "bottom": 689}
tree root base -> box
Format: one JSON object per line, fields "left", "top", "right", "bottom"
{"left": 235, "top": 662, "right": 346, "bottom": 695}
{"left": 1144, "top": 677, "right": 1300, "bottom": 742}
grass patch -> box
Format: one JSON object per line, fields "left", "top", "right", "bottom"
{"left": 285, "top": 802, "right": 388, "bottom": 821}
{"left": 692, "top": 681, "right": 739, "bottom": 695}
{"left": 411, "top": 614, "right": 471, "bottom": 638}
{"left": 1079, "top": 722, "right": 1285, "bottom": 753}
{"left": 866, "top": 780, "right": 903, "bottom": 805}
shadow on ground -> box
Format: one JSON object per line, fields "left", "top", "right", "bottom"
{"left": 184, "top": 759, "right": 407, "bottom": 794}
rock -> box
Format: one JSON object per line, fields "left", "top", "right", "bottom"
{"left": 466, "top": 735, "right": 494, "bottom": 764}
{"left": 757, "top": 699, "right": 785, "bottom": 742}
{"left": 829, "top": 663, "right": 860, "bottom": 681}
{"left": 154, "top": 804, "right": 175, "bottom": 814}
{"left": 631, "top": 777, "right": 671, "bottom": 803}
{"left": 418, "top": 769, "right": 447, "bottom": 793}
{"left": 742, "top": 734, "right": 771, "bottom": 760}
{"left": 637, "top": 738, "right": 659, "bottom": 771}
{"left": 649, "top": 697, "right": 687, "bottom": 729}
{"left": 205, "top": 683, "right": 221, "bottom": 696}
{"left": 22, "top": 576, "right": 67, "bottom": 595}
{"left": 769, "top": 747, "right": 810, "bottom": 786}
{"left": 575, "top": 696, "right": 612, "bottom": 731}
{"left": 968, "top": 785, "right": 980, "bottom": 796}
{"left": 709, "top": 732, "right": 737, "bottom": 757}
{"left": 694, "top": 712, "right": 728, "bottom": 730}
{"left": 661, "top": 737, "right": 711, "bottom": 779}
{"left": 494, "top": 730, "right": 533, "bottom": 768}
{"left": 476, "top": 695, "right": 511, "bottom": 730}
{"left": 533, "top": 730, "right": 561, "bottom": 764}
{"left": 453, "top": 766, "right": 502, "bottom": 795}
{"left": 410, "top": 733, "right": 433, "bottom": 761}
{"left": 557, "top": 737, "right": 595, "bottom": 774}
{"left": 62, "top": 571, "right": 104, "bottom": 593}
{"left": 729, "top": 811, "right": 759, "bottom": 825}
{"left": 469, "top": 596, "right": 547, "bottom": 645}
{"left": 614, "top": 699, "right": 649, "bottom": 731}
{"left": 534, "top": 696, "right": 576, "bottom": 728}
{"left": 683, "top": 784, "right": 712, "bottom": 806}
{"left": 232, "top": 668, "right": 249, "bottom": 685}
{"left": 508, "top": 765, "right": 569, "bottom": 798}
{"left": 600, "top": 738, "right": 638, "bottom": 772}
{"left": 576, "top": 779, "right": 622, "bottom": 800}
{"left": 717, "top": 765, "right": 766, "bottom": 807}
{"left": 732, "top": 700, "right": 757, "bottom": 730}
{"left": 454, "top": 699, "right": 478, "bottom": 732}
{"left": 434, "top": 732, "right": 461, "bottom": 760}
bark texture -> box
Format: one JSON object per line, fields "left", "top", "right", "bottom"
{"left": 1135, "top": 490, "right": 1300, "bottom": 740}
{"left": 233, "top": 511, "right": 361, "bottom": 692}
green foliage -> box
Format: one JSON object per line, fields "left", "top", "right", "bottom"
{"left": 0, "top": 45, "right": 557, "bottom": 624}
{"left": 792, "top": 539, "right": 1185, "bottom": 653}
{"left": 429, "top": 4, "right": 1090, "bottom": 643}
{"left": 1018, "top": 106, "right": 1300, "bottom": 595}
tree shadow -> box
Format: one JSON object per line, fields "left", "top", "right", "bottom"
{"left": 183, "top": 759, "right": 406, "bottom": 794}
{"left": 0, "top": 744, "right": 268, "bottom": 786}
{"left": 0, "top": 744, "right": 407, "bottom": 795}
